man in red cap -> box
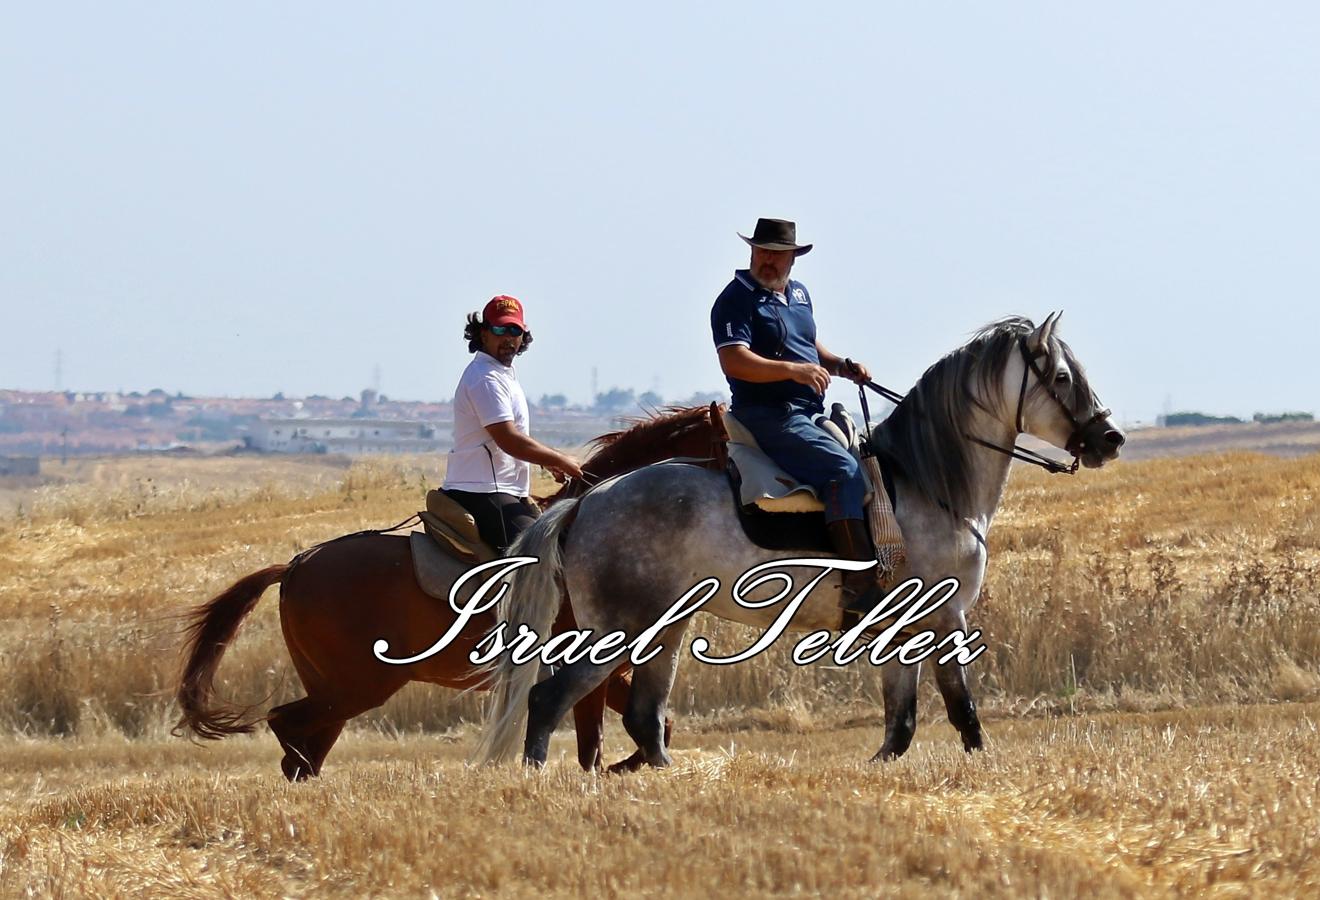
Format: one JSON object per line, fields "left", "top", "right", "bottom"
{"left": 442, "top": 295, "right": 583, "bottom": 551}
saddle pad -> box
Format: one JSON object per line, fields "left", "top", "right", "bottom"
{"left": 727, "top": 443, "right": 824, "bottom": 512}
{"left": 724, "top": 408, "right": 871, "bottom": 513}
{"left": 410, "top": 531, "right": 464, "bottom": 601}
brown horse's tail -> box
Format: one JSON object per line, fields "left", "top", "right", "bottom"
{"left": 174, "top": 564, "right": 288, "bottom": 739}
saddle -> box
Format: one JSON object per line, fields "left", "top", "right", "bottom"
{"left": 409, "top": 489, "right": 498, "bottom": 600}
{"left": 723, "top": 404, "right": 874, "bottom": 513}
{"left": 419, "top": 489, "right": 496, "bottom": 564}
{"left": 716, "top": 404, "right": 906, "bottom": 574}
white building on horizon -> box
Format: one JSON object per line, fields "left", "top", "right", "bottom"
{"left": 248, "top": 418, "right": 448, "bottom": 455}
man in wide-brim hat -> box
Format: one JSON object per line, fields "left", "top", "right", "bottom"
{"left": 710, "top": 217, "right": 882, "bottom": 623}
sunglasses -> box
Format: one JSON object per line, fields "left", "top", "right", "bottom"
{"left": 488, "top": 324, "right": 525, "bottom": 337}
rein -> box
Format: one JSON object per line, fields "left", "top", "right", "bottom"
{"left": 846, "top": 336, "right": 1107, "bottom": 477}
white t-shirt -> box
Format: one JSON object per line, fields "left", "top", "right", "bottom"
{"left": 443, "top": 351, "right": 532, "bottom": 495}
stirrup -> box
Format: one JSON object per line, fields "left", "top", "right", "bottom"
{"left": 839, "top": 582, "right": 886, "bottom": 632}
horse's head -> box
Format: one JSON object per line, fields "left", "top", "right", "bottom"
{"left": 1012, "top": 312, "right": 1125, "bottom": 469}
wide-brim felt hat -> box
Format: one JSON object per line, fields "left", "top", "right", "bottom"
{"left": 738, "top": 217, "right": 812, "bottom": 255}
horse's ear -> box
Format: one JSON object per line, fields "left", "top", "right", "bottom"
{"left": 1028, "top": 311, "right": 1061, "bottom": 353}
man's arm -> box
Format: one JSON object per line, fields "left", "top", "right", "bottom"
{"left": 815, "top": 341, "right": 871, "bottom": 384}
{"left": 718, "top": 345, "right": 831, "bottom": 396}
{"left": 484, "top": 421, "right": 583, "bottom": 481}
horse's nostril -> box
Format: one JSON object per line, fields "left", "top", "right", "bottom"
{"left": 1104, "top": 430, "right": 1125, "bottom": 447}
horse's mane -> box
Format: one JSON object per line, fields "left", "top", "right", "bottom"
{"left": 874, "top": 316, "right": 1095, "bottom": 517}
{"left": 585, "top": 405, "right": 713, "bottom": 461}
{"left": 540, "top": 405, "right": 718, "bottom": 505}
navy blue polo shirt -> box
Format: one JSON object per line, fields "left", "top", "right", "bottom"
{"left": 711, "top": 270, "right": 821, "bottom": 409}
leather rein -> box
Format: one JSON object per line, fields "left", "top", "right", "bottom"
{"left": 849, "top": 337, "right": 1110, "bottom": 477}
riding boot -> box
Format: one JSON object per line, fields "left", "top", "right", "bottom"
{"left": 826, "top": 518, "right": 882, "bottom": 630}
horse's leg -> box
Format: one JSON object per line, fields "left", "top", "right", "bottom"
{"left": 273, "top": 622, "right": 402, "bottom": 781}
{"left": 925, "top": 603, "right": 985, "bottom": 753}
{"left": 605, "top": 668, "right": 673, "bottom": 744}
{"left": 934, "top": 658, "right": 983, "bottom": 752}
{"left": 604, "top": 668, "right": 674, "bottom": 774}
{"left": 304, "top": 719, "right": 348, "bottom": 775}
{"left": 555, "top": 600, "right": 610, "bottom": 772}
{"left": 268, "top": 697, "right": 339, "bottom": 781}
{"left": 619, "top": 632, "right": 686, "bottom": 769}
{"left": 275, "top": 534, "right": 419, "bottom": 779}
{"left": 571, "top": 684, "right": 608, "bottom": 771}
{"left": 525, "top": 660, "right": 617, "bottom": 767}
{"left": 873, "top": 661, "right": 920, "bottom": 762}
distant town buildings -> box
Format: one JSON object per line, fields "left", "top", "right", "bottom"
{"left": 247, "top": 418, "right": 445, "bottom": 455}
{"left": 0, "top": 387, "right": 663, "bottom": 458}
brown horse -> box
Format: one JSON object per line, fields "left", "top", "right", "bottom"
{"left": 175, "top": 405, "right": 723, "bottom": 779}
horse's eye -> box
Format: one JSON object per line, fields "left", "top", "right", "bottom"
{"left": 1055, "top": 370, "right": 1070, "bottom": 384}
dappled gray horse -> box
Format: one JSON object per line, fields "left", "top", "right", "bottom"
{"left": 478, "top": 314, "right": 1125, "bottom": 767}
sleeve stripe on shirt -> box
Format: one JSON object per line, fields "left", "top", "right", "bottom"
{"left": 715, "top": 339, "right": 751, "bottom": 350}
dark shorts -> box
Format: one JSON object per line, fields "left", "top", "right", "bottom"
{"left": 442, "top": 489, "right": 541, "bottom": 553}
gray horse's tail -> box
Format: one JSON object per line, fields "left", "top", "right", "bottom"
{"left": 474, "top": 496, "right": 579, "bottom": 765}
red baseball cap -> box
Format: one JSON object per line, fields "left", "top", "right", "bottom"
{"left": 482, "top": 295, "right": 526, "bottom": 328}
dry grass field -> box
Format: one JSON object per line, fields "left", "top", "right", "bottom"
{"left": 2, "top": 704, "right": 1318, "bottom": 897}
{"left": 1, "top": 448, "right": 1319, "bottom": 896}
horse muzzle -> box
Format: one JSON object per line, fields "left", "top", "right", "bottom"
{"left": 1067, "top": 412, "right": 1125, "bottom": 469}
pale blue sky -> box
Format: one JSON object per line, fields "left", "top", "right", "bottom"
{"left": 3, "top": 3, "right": 1317, "bottom": 423}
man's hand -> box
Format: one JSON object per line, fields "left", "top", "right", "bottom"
{"left": 815, "top": 342, "right": 871, "bottom": 388}
{"left": 789, "top": 362, "right": 832, "bottom": 396}
{"left": 546, "top": 455, "right": 584, "bottom": 483}
{"left": 841, "top": 358, "right": 871, "bottom": 385}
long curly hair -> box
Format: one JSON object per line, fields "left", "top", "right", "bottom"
{"left": 464, "top": 312, "right": 533, "bottom": 355}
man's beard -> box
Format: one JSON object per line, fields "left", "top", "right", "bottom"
{"left": 754, "top": 266, "right": 790, "bottom": 293}
{"left": 487, "top": 343, "right": 519, "bottom": 365}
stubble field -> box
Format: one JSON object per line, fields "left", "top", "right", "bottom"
{"left": 1, "top": 447, "right": 1318, "bottom": 896}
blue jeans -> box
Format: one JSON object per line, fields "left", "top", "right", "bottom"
{"left": 733, "top": 400, "right": 866, "bottom": 522}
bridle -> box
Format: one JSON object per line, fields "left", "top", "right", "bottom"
{"left": 965, "top": 337, "right": 1112, "bottom": 475}
{"left": 851, "top": 336, "right": 1111, "bottom": 477}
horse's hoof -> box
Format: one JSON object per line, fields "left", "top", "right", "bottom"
{"left": 606, "top": 751, "right": 646, "bottom": 775}
{"left": 607, "top": 748, "right": 672, "bottom": 773}
{"left": 281, "top": 757, "right": 313, "bottom": 781}
{"left": 871, "top": 746, "right": 904, "bottom": 763}
{"left": 522, "top": 735, "right": 553, "bottom": 769}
